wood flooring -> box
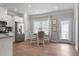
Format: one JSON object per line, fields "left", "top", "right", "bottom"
{"left": 13, "top": 40, "right": 78, "bottom": 56}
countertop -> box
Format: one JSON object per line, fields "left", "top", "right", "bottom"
{"left": 0, "top": 33, "right": 14, "bottom": 39}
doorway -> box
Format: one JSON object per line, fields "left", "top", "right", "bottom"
{"left": 59, "top": 18, "right": 73, "bottom": 44}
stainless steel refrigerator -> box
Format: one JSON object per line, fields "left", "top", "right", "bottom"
{"left": 15, "top": 22, "right": 25, "bottom": 42}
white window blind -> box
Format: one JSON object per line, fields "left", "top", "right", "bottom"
{"left": 33, "top": 17, "right": 49, "bottom": 35}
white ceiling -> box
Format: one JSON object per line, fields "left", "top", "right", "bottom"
{"left": 0, "top": 3, "right": 74, "bottom": 15}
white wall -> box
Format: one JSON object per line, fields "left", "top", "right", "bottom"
{"left": 74, "top": 3, "right": 78, "bottom": 51}
{"left": 24, "top": 12, "right": 30, "bottom": 40}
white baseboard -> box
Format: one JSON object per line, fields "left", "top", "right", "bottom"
{"left": 50, "top": 39, "right": 74, "bottom": 45}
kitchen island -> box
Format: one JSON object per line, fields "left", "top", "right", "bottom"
{"left": 0, "top": 33, "right": 14, "bottom": 56}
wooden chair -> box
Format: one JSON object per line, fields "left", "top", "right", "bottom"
{"left": 30, "top": 33, "right": 37, "bottom": 46}
{"left": 30, "top": 31, "right": 46, "bottom": 47}
{"left": 44, "top": 34, "right": 50, "bottom": 43}
{"left": 37, "top": 31, "right": 45, "bottom": 47}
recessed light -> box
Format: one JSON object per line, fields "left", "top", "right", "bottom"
{"left": 28, "top": 5, "right": 32, "bottom": 8}
{"left": 4, "top": 10, "right": 7, "bottom": 14}
{"left": 54, "top": 7, "right": 58, "bottom": 10}
{"left": 14, "top": 8, "right": 18, "bottom": 11}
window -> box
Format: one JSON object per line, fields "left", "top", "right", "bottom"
{"left": 33, "top": 19, "right": 49, "bottom": 35}
{"left": 60, "top": 20, "right": 70, "bottom": 39}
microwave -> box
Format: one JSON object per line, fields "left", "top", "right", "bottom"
{"left": 0, "top": 26, "right": 8, "bottom": 33}
{"left": 0, "top": 21, "right": 7, "bottom": 26}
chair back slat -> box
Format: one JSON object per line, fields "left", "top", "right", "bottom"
{"left": 38, "top": 31, "right": 44, "bottom": 40}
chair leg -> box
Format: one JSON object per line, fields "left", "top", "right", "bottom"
{"left": 37, "top": 39, "right": 39, "bottom": 47}
{"left": 48, "top": 39, "right": 49, "bottom": 43}
{"left": 30, "top": 39, "right": 32, "bottom": 47}
{"left": 43, "top": 40, "right": 45, "bottom": 47}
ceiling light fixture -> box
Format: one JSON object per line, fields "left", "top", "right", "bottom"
{"left": 54, "top": 6, "right": 58, "bottom": 10}
{"left": 28, "top": 5, "right": 32, "bottom": 8}
{"left": 14, "top": 8, "right": 18, "bottom": 11}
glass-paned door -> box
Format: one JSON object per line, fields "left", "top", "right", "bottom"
{"left": 60, "top": 20, "right": 71, "bottom": 40}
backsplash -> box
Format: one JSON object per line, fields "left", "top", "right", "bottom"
{"left": 0, "top": 21, "right": 12, "bottom": 33}
{"left": 0, "top": 7, "right": 15, "bottom": 33}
